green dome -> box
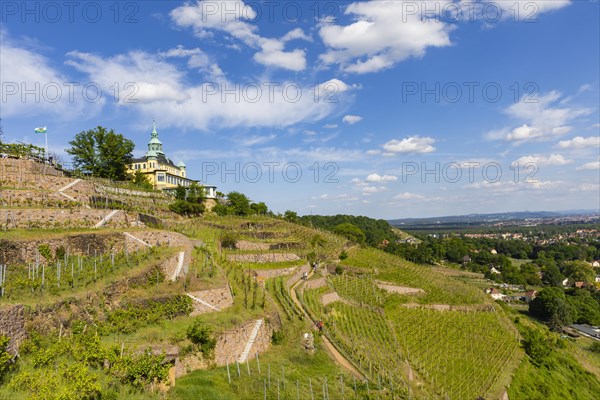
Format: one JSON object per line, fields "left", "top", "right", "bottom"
{"left": 177, "top": 161, "right": 186, "bottom": 168}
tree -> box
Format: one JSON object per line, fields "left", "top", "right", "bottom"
{"left": 529, "top": 287, "right": 573, "bottom": 329}
{"left": 175, "top": 185, "right": 187, "bottom": 201}
{"left": 169, "top": 200, "right": 204, "bottom": 216}
{"left": 187, "top": 183, "right": 206, "bottom": 204}
{"left": 227, "top": 191, "right": 251, "bottom": 216}
{"left": 169, "top": 183, "right": 206, "bottom": 217}
{"left": 132, "top": 170, "right": 153, "bottom": 190}
{"left": 541, "top": 263, "right": 563, "bottom": 287}
{"left": 563, "top": 261, "right": 595, "bottom": 283}
{"left": 334, "top": 223, "right": 366, "bottom": 244}
{"left": 283, "top": 210, "right": 298, "bottom": 223}
{"left": 251, "top": 202, "right": 269, "bottom": 215}
{"left": 67, "top": 126, "right": 134, "bottom": 180}
{"left": 521, "top": 263, "right": 542, "bottom": 286}
{"left": 566, "top": 289, "right": 600, "bottom": 325}
{"left": 212, "top": 203, "right": 229, "bottom": 216}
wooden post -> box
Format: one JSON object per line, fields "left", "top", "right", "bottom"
{"left": 226, "top": 359, "right": 231, "bottom": 384}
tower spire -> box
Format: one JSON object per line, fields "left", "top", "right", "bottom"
{"left": 146, "top": 120, "right": 164, "bottom": 157}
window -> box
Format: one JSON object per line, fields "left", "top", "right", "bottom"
{"left": 143, "top": 164, "right": 146, "bottom": 169}
{"left": 157, "top": 174, "right": 165, "bottom": 182}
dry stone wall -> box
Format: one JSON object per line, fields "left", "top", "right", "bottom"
{"left": 0, "top": 208, "right": 140, "bottom": 230}
{"left": 0, "top": 232, "right": 128, "bottom": 265}
{"left": 188, "top": 287, "right": 234, "bottom": 315}
{"left": 0, "top": 305, "right": 27, "bottom": 356}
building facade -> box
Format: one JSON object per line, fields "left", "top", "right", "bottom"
{"left": 127, "top": 122, "right": 217, "bottom": 198}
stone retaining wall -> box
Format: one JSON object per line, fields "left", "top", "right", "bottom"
{"left": 0, "top": 208, "right": 140, "bottom": 230}
{"left": 0, "top": 305, "right": 27, "bottom": 355}
{"left": 228, "top": 253, "right": 301, "bottom": 263}
{"left": 188, "top": 287, "right": 234, "bottom": 315}
{"left": 0, "top": 232, "right": 128, "bottom": 265}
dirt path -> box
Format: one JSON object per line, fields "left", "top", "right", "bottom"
{"left": 289, "top": 268, "right": 362, "bottom": 378}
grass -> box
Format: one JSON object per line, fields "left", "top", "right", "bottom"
{"left": 508, "top": 348, "right": 600, "bottom": 400}
{"left": 173, "top": 319, "right": 366, "bottom": 400}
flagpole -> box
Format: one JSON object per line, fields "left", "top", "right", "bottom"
{"left": 45, "top": 130, "right": 48, "bottom": 162}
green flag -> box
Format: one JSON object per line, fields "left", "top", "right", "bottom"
{"left": 34, "top": 127, "right": 47, "bottom": 134}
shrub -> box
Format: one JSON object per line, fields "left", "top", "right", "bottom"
{"left": 38, "top": 244, "right": 52, "bottom": 262}
{"left": 0, "top": 335, "right": 13, "bottom": 382}
{"left": 522, "top": 327, "right": 552, "bottom": 366}
{"left": 220, "top": 232, "right": 238, "bottom": 250}
{"left": 186, "top": 320, "right": 216, "bottom": 359}
{"left": 169, "top": 200, "right": 205, "bottom": 216}
{"left": 271, "top": 330, "right": 285, "bottom": 345}
{"left": 589, "top": 341, "right": 600, "bottom": 354}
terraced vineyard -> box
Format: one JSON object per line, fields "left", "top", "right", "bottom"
{"left": 329, "top": 274, "right": 386, "bottom": 307}
{"left": 267, "top": 276, "right": 303, "bottom": 320}
{"left": 301, "top": 246, "right": 521, "bottom": 399}
{"left": 342, "top": 247, "right": 485, "bottom": 305}
{"left": 388, "top": 306, "right": 519, "bottom": 399}
{"left": 0, "top": 246, "right": 171, "bottom": 301}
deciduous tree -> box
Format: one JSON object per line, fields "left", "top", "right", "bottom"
{"left": 67, "top": 126, "right": 134, "bottom": 180}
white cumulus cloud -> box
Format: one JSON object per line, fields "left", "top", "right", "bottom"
{"left": 318, "top": 0, "right": 453, "bottom": 74}
{"left": 362, "top": 186, "right": 387, "bottom": 194}
{"left": 170, "top": 0, "right": 309, "bottom": 71}
{"left": 393, "top": 192, "right": 424, "bottom": 200}
{"left": 513, "top": 154, "right": 571, "bottom": 166}
{"left": 366, "top": 173, "right": 397, "bottom": 183}
{"left": 383, "top": 136, "right": 436, "bottom": 154}
{"left": 1, "top": 33, "right": 101, "bottom": 119}
{"left": 556, "top": 136, "right": 600, "bottom": 149}
{"left": 576, "top": 161, "right": 600, "bottom": 171}
{"left": 490, "top": 91, "right": 591, "bottom": 144}
{"left": 66, "top": 50, "right": 346, "bottom": 130}
{"left": 342, "top": 115, "right": 362, "bottom": 124}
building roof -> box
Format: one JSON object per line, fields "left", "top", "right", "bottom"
{"left": 177, "top": 160, "right": 186, "bottom": 167}
{"left": 132, "top": 153, "right": 178, "bottom": 169}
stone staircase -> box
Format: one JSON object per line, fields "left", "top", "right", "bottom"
{"left": 94, "top": 210, "right": 120, "bottom": 228}
{"left": 237, "top": 319, "right": 263, "bottom": 363}
{"left": 186, "top": 293, "right": 221, "bottom": 312}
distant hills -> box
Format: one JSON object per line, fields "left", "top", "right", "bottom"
{"left": 389, "top": 210, "right": 599, "bottom": 228}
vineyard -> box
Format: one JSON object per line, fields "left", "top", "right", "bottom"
{"left": 298, "top": 245, "right": 521, "bottom": 399}
{"left": 329, "top": 274, "right": 387, "bottom": 307}
{"left": 266, "top": 276, "right": 303, "bottom": 320}
{"left": 341, "top": 247, "right": 485, "bottom": 305}
{"left": 0, "top": 246, "right": 172, "bottom": 301}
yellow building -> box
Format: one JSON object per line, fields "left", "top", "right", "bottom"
{"left": 128, "top": 122, "right": 216, "bottom": 198}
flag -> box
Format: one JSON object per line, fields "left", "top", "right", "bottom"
{"left": 34, "top": 127, "right": 47, "bottom": 134}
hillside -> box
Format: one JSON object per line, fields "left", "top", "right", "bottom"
{"left": 1, "top": 158, "right": 599, "bottom": 399}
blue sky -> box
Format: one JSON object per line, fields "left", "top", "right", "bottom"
{"left": 1, "top": 0, "right": 599, "bottom": 218}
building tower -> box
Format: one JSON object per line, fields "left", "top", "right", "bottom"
{"left": 177, "top": 161, "right": 186, "bottom": 177}
{"left": 146, "top": 120, "right": 165, "bottom": 160}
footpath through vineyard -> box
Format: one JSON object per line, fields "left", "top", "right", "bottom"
{"left": 289, "top": 266, "right": 363, "bottom": 379}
